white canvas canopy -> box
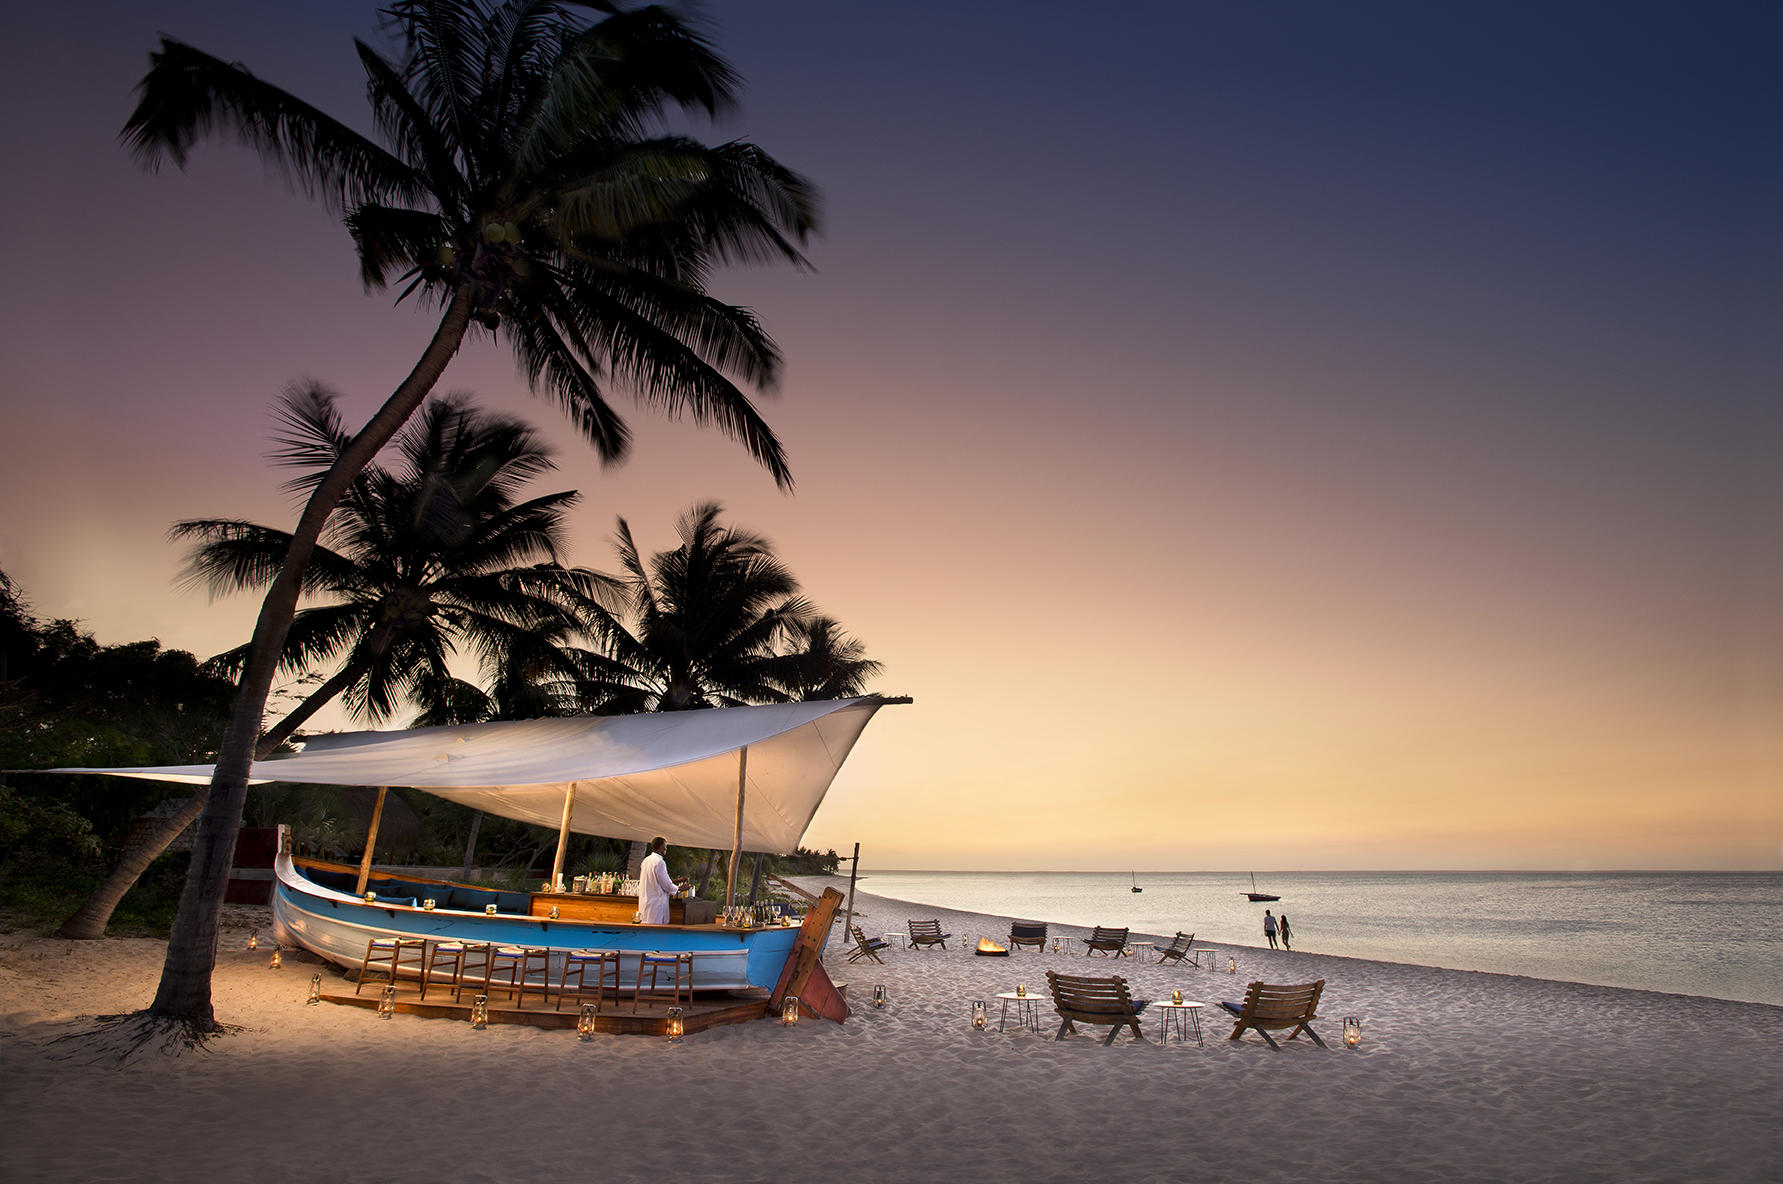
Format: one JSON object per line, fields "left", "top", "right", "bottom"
{"left": 50, "top": 697, "right": 888, "bottom": 855}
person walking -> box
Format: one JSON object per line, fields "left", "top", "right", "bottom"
{"left": 1263, "top": 909, "right": 1278, "bottom": 950}
{"left": 1279, "top": 913, "right": 1293, "bottom": 951}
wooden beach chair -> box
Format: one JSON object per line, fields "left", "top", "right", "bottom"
{"left": 1045, "top": 970, "right": 1149, "bottom": 1045}
{"left": 1082, "top": 925, "right": 1129, "bottom": 956}
{"left": 847, "top": 925, "right": 891, "bottom": 964}
{"left": 1156, "top": 932, "right": 1201, "bottom": 967}
{"left": 908, "top": 919, "right": 951, "bottom": 950}
{"left": 1009, "top": 921, "right": 1048, "bottom": 951}
{"left": 1219, "top": 980, "right": 1327, "bottom": 1050}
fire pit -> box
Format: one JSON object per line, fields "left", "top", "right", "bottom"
{"left": 975, "top": 937, "right": 1010, "bottom": 957}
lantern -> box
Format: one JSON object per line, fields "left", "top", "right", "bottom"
{"left": 1171, "top": 989, "right": 1183, "bottom": 1006}
{"left": 781, "top": 995, "right": 801, "bottom": 1025}
{"left": 1343, "top": 1017, "right": 1363, "bottom": 1049}
{"left": 268, "top": 947, "right": 282, "bottom": 970}
{"left": 665, "top": 1006, "right": 684, "bottom": 1042}
{"left": 423, "top": 898, "right": 436, "bottom": 911}
{"left": 307, "top": 973, "right": 323, "bottom": 1005}
{"left": 577, "top": 1004, "right": 597, "bottom": 1041}
{"left": 548, "top": 906, "right": 561, "bottom": 920}
{"left": 1228, "top": 956, "right": 1237, "bottom": 974}
{"left": 632, "top": 911, "right": 641, "bottom": 924}
{"left": 873, "top": 984, "right": 888, "bottom": 1009}
{"left": 1015, "top": 983, "right": 1026, "bottom": 998}
{"left": 378, "top": 984, "right": 396, "bottom": 1019}
{"left": 247, "top": 930, "right": 259, "bottom": 951}
{"left": 470, "top": 994, "right": 490, "bottom": 1029}
{"left": 365, "top": 891, "right": 377, "bottom": 904}
{"left": 971, "top": 1000, "right": 987, "bottom": 1029}
{"left": 485, "top": 904, "right": 498, "bottom": 915}
{"left": 1052, "top": 937, "right": 1061, "bottom": 954}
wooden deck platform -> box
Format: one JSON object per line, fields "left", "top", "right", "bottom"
{"left": 321, "top": 982, "right": 773, "bottom": 1036}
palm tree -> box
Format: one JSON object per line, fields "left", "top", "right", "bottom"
{"left": 122, "top": 1, "right": 815, "bottom": 1031}
{"left": 181, "top": 385, "right": 618, "bottom": 749}
{"left": 56, "top": 384, "right": 617, "bottom": 941}
{"left": 771, "top": 615, "right": 884, "bottom": 701}
{"left": 582, "top": 501, "right": 812, "bottom": 713}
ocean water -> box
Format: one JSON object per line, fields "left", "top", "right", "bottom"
{"left": 853, "top": 870, "right": 1783, "bottom": 1007}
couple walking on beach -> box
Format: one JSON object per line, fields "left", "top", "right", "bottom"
{"left": 1264, "top": 909, "right": 1292, "bottom": 951}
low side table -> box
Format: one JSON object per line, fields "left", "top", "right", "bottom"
{"left": 1154, "top": 1000, "right": 1206, "bottom": 1046}
{"left": 995, "top": 990, "right": 1043, "bottom": 1034}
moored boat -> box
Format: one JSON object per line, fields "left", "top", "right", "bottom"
{"left": 1243, "top": 872, "right": 1280, "bottom": 901}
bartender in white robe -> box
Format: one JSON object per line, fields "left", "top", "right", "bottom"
{"left": 637, "top": 836, "right": 683, "bottom": 924}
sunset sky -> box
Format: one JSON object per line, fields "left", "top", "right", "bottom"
{"left": 1, "top": 1, "right": 1777, "bottom": 871}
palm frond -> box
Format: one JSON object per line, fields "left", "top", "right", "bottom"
{"left": 122, "top": 38, "right": 427, "bottom": 213}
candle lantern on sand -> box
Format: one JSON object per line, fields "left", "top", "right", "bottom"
{"left": 378, "top": 984, "right": 396, "bottom": 1019}
{"left": 577, "top": 1004, "right": 597, "bottom": 1041}
{"left": 307, "top": 973, "right": 323, "bottom": 1005}
{"left": 873, "top": 984, "right": 888, "bottom": 1009}
{"left": 1052, "top": 937, "right": 1061, "bottom": 954}
{"left": 971, "top": 1001, "right": 987, "bottom": 1030}
{"left": 665, "top": 1006, "right": 684, "bottom": 1042}
{"left": 1343, "top": 1017, "right": 1362, "bottom": 1049}
{"left": 247, "top": 930, "right": 258, "bottom": 951}
{"left": 1227, "top": 956, "right": 1237, "bottom": 974}
{"left": 268, "top": 947, "right": 282, "bottom": 970}
{"left": 470, "top": 994, "right": 490, "bottom": 1029}
{"left": 782, "top": 996, "right": 801, "bottom": 1025}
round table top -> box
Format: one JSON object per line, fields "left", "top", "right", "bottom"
{"left": 996, "top": 990, "right": 1041, "bottom": 1000}
{"left": 1154, "top": 1000, "right": 1206, "bottom": 1009}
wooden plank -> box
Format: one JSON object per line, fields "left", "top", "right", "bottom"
{"left": 768, "top": 887, "right": 845, "bottom": 1021}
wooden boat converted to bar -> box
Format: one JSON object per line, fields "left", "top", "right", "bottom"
{"left": 51, "top": 697, "right": 903, "bottom": 1020}
{"left": 273, "top": 842, "right": 799, "bottom": 990}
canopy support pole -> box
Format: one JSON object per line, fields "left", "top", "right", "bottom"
{"left": 725, "top": 746, "right": 747, "bottom": 909}
{"left": 548, "top": 785, "right": 576, "bottom": 893}
{"left": 839, "top": 842, "right": 860, "bottom": 945}
{"left": 353, "top": 786, "right": 388, "bottom": 896}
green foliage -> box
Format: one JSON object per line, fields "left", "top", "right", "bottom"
{"left": 0, "top": 571, "right": 234, "bottom": 927}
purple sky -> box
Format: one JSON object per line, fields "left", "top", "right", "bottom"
{"left": 1, "top": 1, "right": 1778, "bottom": 869}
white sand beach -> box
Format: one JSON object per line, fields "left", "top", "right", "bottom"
{"left": 2, "top": 883, "right": 1779, "bottom": 1184}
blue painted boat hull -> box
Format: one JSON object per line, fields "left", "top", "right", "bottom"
{"left": 271, "top": 852, "right": 807, "bottom": 991}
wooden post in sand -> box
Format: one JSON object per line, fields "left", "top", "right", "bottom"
{"left": 725, "top": 746, "right": 748, "bottom": 908}
{"left": 353, "top": 786, "right": 389, "bottom": 896}
{"left": 838, "top": 842, "right": 861, "bottom": 944}
{"left": 547, "top": 785, "right": 576, "bottom": 892}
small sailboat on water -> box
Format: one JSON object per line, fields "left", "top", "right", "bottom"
{"left": 1130, "top": 872, "right": 1143, "bottom": 894}
{"left": 1243, "top": 872, "right": 1279, "bottom": 902}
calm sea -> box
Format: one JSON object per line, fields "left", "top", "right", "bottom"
{"left": 855, "top": 870, "right": 1783, "bottom": 1007}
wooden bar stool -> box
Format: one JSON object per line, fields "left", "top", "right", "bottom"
{"left": 632, "top": 951, "right": 693, "bottom": 1013}
{"left": 448, "top": 941, "right": 495, "bottom": 1002}
{"left": 422, "top": 940, "right": 472, "bottom": 1002}
{"left": 486, "top": 946, "right": 552, "bottom": 1008}
{"left": 356, "top": 936, "right": 427, "bottom": 995}
{"left": 556, "top": 949, "right": 620, "bottom": 1011}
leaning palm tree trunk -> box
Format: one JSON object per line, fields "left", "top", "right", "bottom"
{"left": 55, "top": 654, "right": 371, "bottom": 940}
{"left": 149, "top": 289, "right": 473, "bottom": 1028}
